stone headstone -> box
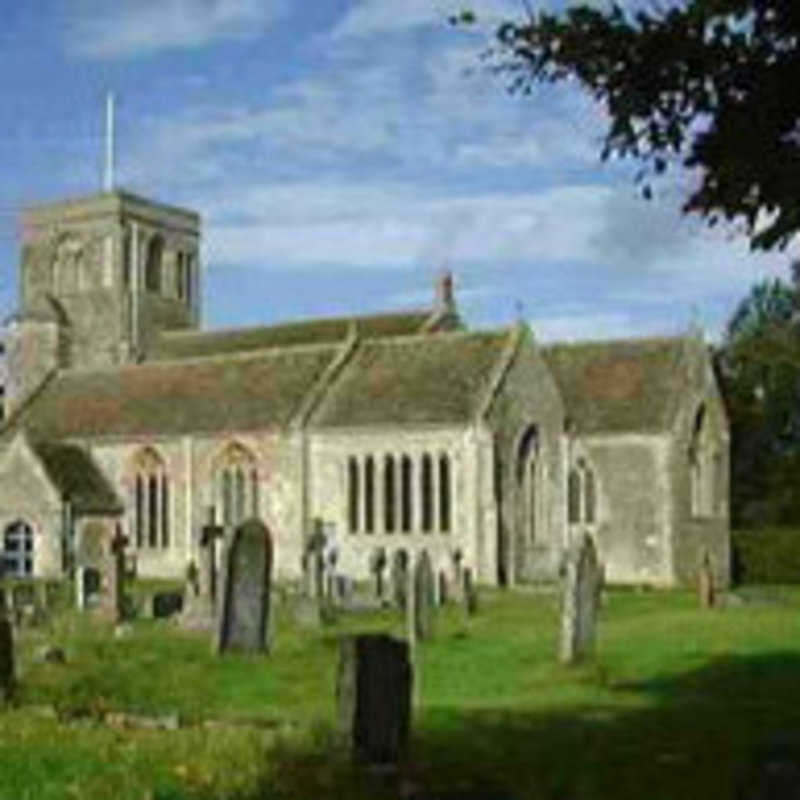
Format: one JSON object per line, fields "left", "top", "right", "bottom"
{"left": 336, "top": 634, "right": 412, "bottom": 764}
{"left": 413, "top": 551, "right": 435, "bottom": 641}
{"left": 98, "top": 528, "right": 127, "bottom": 624}
{"left": 390, "top": 551, "right": 409, "bottom": 611}
{"left": 451, "top": 549, "right": 464, "bottom": 603}
{"left": 559, "top": 533, "right": 603, "bottom": 665}
{"left": 152, "top": 591, "right": 183, "bottom": 619}
{"left": 216, "top": 518, "right": 273, "bottom": 654}
{"left": 699, "top": 551, "right": 715, "bottom": 609}
{"left": 369, "top": 548, "right": 387, "bottom": 600}
{"left": 0, "top": 617, "right": 13, "bottom": 703}
{"left": 463, "top": 567, "right": 478, "bottom": 616}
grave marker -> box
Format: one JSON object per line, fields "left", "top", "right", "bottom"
{"left": 181, "top": 507, "right": 224, "bottom": 631}
{"left": 391, "top": 550, "right": 409, "bottom": 611}
{"left": 98, "top": 527, "right": 127, "bottom": 624}
{"left": 699, "top": 551, "right": 716, "bottom": 609}
{"left": 413, "top": 550, "right": 435, "bottom": 641}
{"left": 463, "top": 567, "right": 478, "bottom": 616}
{"left": 559, "top": 533, "right": 603, "bottom": 664}
{"left": 336, "top": 634, "right": 412, "bottom": 764}
{"left": 216, "top": 518, "right": 273, "bottom": 654}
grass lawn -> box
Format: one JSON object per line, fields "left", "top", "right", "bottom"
{"left": 2, "top": 586, "right": 800, "bottom": 799}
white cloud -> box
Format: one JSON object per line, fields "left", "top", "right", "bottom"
{"left": 67, "top": 0, "right": 285, "bottom": 58}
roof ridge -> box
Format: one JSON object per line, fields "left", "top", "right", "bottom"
{"left": 542, "top": 334, "right": 686, "bottom": 350}
{"left": 358, "top": 327, "right": 510, "bottom": 346}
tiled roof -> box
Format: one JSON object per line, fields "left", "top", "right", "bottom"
{"left": 541, "top": 337, "right": 686, "bottom": 433}
{"left": 14, "top": 345, "right": 340, "bottom": 439}
{"left": 311, "top": 330, "right": 511, "bottom": 427}
{"left": 31, "top": 440, "right": 122, "bottom": 514}
{"left": 148, "top": 311, "right": 433, "bottom": 361}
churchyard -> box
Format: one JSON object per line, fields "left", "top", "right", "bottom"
{"left": 2, "top": 552, "right": 800, "bottom": 800}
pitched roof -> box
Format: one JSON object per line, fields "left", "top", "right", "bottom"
{"left": 31, "top": 440, "right": 122, "bottom": 514}
{"left": 311, "top": 330, "right": 511, "bottom": 428}
{"left": 13, "top": 345, "right": 340, "bottom": 439}
{"left": 541, "top": 337, "right": 687, "bottom": 434}
{"left": 147, "top": 310, "right": 433, "bottom": 361}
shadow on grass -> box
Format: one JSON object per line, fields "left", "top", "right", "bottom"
{"left": 239, "top": 652, "right": 800, "bottom": 800}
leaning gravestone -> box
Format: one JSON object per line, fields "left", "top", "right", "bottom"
{"left": 559, "top": 533, "right": 603, "bottom": 665}
{"left": 337, "top": 634, "right": 412, "bottom": 764}
{"left": 0, "top": 615, "right": 13, "bottom": 703}
{"left": 216, "top": 518, "right": 273, "bottom": 654}
{"left": 413, "top": 551, "right": 435, "bottom": 641}
{"left": 698, "top": 551, "right": 716, "bottom": 609}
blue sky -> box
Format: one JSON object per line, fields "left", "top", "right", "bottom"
{"left": 0, "top": 0, "right": 790, "bottom": 341}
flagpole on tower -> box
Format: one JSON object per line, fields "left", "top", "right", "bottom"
{"left": 104, "top": 91, "right": 115, "bottom": 192}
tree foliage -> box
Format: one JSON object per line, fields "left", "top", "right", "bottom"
{"left": 466, "top": 0, "right": 800, "bottom": 250}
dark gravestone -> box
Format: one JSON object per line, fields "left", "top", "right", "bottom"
{"left": 337, "top": 634, "right": 411, "bottom": 764}
{"left": 98, "top": 529, "right": 127, "bottom": 624}
{"left": 699, "top": 551, "right": 716, "bottom": 609}
{"left": 153, "top": 591, "right": 183, "bottom": 619}
{"left": 369, "top": 547, "right": 387, "bottom": 600}
{"left": 0, "top": 617, "right": 13, "bottom": 703}
{"left": 413, "top": 551, "right": 435, "bottom": 641}
{"left": 463, "top": 567, "right": 478, "bottom": 616}
{"left": 560, "top": 533, "right": 603, "bottom": 664}
{"left": 216, "top": 518, "right": 273, "bottom": 654}
{"left": 390, "top": 550, "right": 409, "bottom": 611}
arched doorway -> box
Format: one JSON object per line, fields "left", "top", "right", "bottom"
{"left": 2, "top": 520, "right": 34, "bottom": 578}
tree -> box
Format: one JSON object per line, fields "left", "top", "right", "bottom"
{"left": 456, "top": 1, "right": 800, "bottom": 250}
{"left": 714, "top": 273, "right": 800, "bottom": 524}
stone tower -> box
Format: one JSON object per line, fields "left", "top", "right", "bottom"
{"left": 6, "top": 190, "right": 201, "bottom": 414}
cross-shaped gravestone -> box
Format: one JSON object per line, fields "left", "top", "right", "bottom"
{"left": 99, "top": 526, "right": 128, "bottom": 624}
{"left": 181, "top": 507, "right": 225, "bottom": 631}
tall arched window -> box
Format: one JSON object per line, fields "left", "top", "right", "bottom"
{"left": 130, "top": 448, "right": 169, "bottom": 550}
{"left": 215, "top": 442, "right": 259, "bottom": 528}
{"left": 145, "top": 235, "right": 164, "bottom": 293}
{"left": 401, "top": 455, "right": 413, "bottom": 533}
{"left": 421, "top": 454, "right": 433, "bottom": 533}
{"left": 438, "top": 454, "right": 451, "bottom": 532}
{"left": 689, "top": 404, "right": 714, "bottom": 517}
{"left": 567, "top": 468, "right": 581, "bottom": 524}
{"left": 348, "top": 456, "right": 359, "bottom": 533}
{"left": 2, "top": 520, "right": 34, "bottom": 578}
{"left": 527, "top": 457, "right": 537, "bottom": 542}
{"left": 384, "top": 455, "right": 396, "bottom": 533}
{"left": 364, "top": 456, "right": 375, "bottom": 534}
{"left": 584, "top": 467, "right": 596, "bottom": 524}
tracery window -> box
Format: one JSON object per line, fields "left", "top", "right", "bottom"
{"left": 2, "top": 520, "right": 33, "bottom": 578}
{"left": 131, "top": 448, "right": 170, "bottom": 549}
{"left": 215, "top": 442, "right": 259, "bottom": 527}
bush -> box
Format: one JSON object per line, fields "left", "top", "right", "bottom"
{"left": 731, "top": 527, "right": 800, "bottom": 584}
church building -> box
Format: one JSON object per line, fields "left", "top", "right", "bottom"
{"left": 0, "top": 190, "right": 730, "bottom": 589}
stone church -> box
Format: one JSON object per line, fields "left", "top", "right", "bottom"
{"left": 0, "top": 190, "right": 730, "bottom": 589}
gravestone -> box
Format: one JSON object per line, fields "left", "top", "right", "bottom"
{"left": 451, "top": 549, "right": 464, "bottom": 603}
{"left": 98, "top": 528, "right": 127, "bottom": 624}
{"left": 463, "top": 567, "right": 478, "bottom": 616}
{"left": 437, "top": 571, "right": 448, "bottom": 605}
{"left": 391, "top": 550, "right": 409, "bottom": 611}
{"left": 336, "top": 634, "right": 412, "bottom": 764}
{"left": 559, "top": 533, "right": 603, "bottom": 665}
{"left": 698, "top": 551, "right": 716, "bottom": 609}
{"left": 0, "top": 616, "right": 12, "bottom": 703}
{"left": 216, "top": 518, "right": 273, "bottom": 654}
{"left": 181, "top": 508, "right": 224, "bottom": 631}
{"left": 413, "top": 551, "right": 435, "bottom": 641}
{"left": 369, "top": 547, "right": 387, "bottom": 600}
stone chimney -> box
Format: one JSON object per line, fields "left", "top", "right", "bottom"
{"left": 435, "top": 269, "right": 454, "bottom": 310}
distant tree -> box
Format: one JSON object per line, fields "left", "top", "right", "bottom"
{"left": 715, "top": 272, "right": 800, "bottom": 524}
{"left": 455, "top": 1, "right": 800, "bottom": 251}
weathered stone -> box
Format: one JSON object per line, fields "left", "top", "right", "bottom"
{"left": 216, "top": 518, "right": 273, "bottom": 654}
{"left": 463, "top": 568, "right": 478, "bottom": 616}
{"left": 98, "top": 527, "right": 127, "bottom": 624}
{"left": 180, "top": 509, "right": 224, "bottom": 631}
{"left": 336, "top": 634, "right": 412, "bottom": 764}
{"left": 152, "top": 591, "right": 183, "bottom": 619}
{"left": 698, "top": 551, "right": 715, "bottom": 609}
{"left": 390, "top": 550, "right": 409, "bottom": 611}
{"left": 437, "top": 571, "right": 448, "bottom": 605}
{"left": 559, "top": 533, "right": 603, "bottom": 665}
{"left": 34, "top": 645, "right": 66, "bottom": 664}
{"left": 292, "top": 595, "right": 322, "bottom": 629}
{"left": 0, "top": 617, "right": 13, "bottom": 702}
{"left": 413, "top": 551, "right": 435, "bottom": 641}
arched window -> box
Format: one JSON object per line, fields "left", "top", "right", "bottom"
{"left": 567, "top": 468, "right": 581, "bottom": 524}
{"left": 584, "top": 467, "right": 596, "bottom": 524}
{"left": 689, "top": 404, "right": 714, "bottom": 517}
{"left": 364, "top": 456, "right": 375, "bottom": 533}
{"left": 527, "top": 457, "right": 537, "bottom": 542}
{"left": 421, "top": 453, "right": 433, "bottom": 533}
{"left": 401, "top": 455, "right": 413, "bottom": 533}
{"left": 175, "top": 252, "right": 185, "bottom": 299}
{"left": 145, "top": 235, "right": 163, "bottom": 293}
{"left": 348, "top": 456, "right": 359, "bottom": 533}
{"left": 130, "top": 448, "right": 169, "bottom": 550}
{"left": 439, "top": 454, "right": 451, "bottom": 532}
{"left": 384, "top": 455, "right": 396, "bottom": 533}
{"left": 215, "top": 442, "right": 258, "bottom": 528}
{"left": 2, "top": 520, "right": 33, "bottom": 578}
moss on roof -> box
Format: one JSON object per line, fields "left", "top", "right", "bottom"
{"left": 541, "top": 337, "right": 686, "bottom": 433}
{"left": 148, "top": 311, "right": 432, "bottom": 361}
{"left": 32, "top": 441, "right": 122, "bottom": 514}
{"left": 17, "top": 346, "right": 340, "bottom": 439}
{"left": 311, "top": 330, "right": 511, "bottom": 427}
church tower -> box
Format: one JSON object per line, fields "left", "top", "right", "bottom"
{"left": 6, "top": 190, "right": 201, "bottom": 412}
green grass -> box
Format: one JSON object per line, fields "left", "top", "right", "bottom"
{"left": 3, "top": 587, "right": 800, "bottom": 799}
